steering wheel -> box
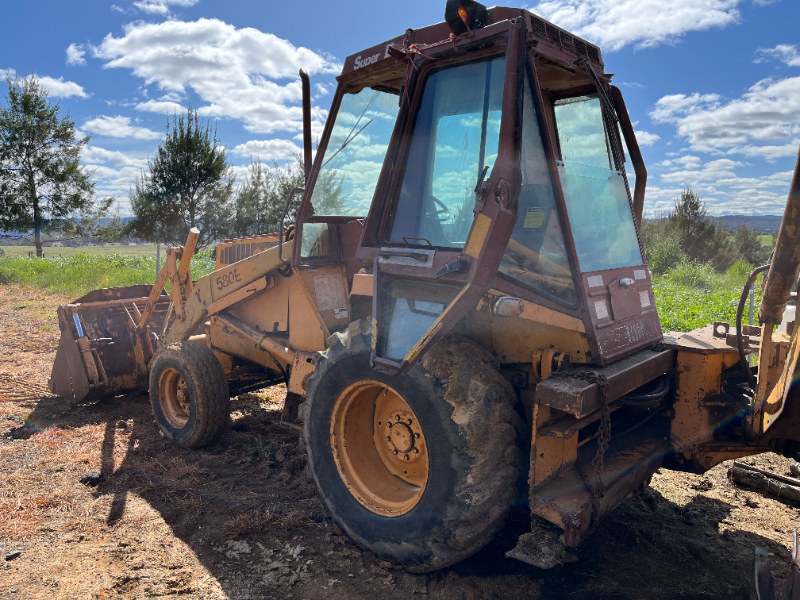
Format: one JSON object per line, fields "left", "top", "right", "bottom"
{"left": 425, "top": 195, "right": 451, "bottom": 222}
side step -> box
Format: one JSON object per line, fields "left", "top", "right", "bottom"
{"left": 508, "top": 412, "right": 670, "bottom": 567}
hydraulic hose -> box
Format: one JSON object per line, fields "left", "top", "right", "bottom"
{"left": 737, "top": 264, "right": 771, "bottom": 380}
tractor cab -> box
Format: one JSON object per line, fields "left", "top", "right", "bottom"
{"left": 292, "top": 4, "right": 659, "bottom": 372}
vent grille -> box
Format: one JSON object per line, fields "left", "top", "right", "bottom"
{"left": 218, "top": 241, "right": 277, "bottom": 266}
{"left": 529, "top": 14, "right": 603, "bottom": 65}
{"left": 531, "top": 16, "right": 547, "bottom": 38}
{"left": 545, "top": 23, "right": 561, "bottom": 44}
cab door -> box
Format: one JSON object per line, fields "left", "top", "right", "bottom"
{"left": 359, "top": 17, "right": 527, "bottom": 373}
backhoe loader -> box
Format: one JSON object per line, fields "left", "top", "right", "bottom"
{"left": 49, "top": 1, "right": 800, "bottom": 593}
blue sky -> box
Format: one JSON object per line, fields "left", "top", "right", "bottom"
{"left": 1, "top": 0, "right": 798, "bottom": 217}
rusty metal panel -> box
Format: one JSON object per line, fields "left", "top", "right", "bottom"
{"left": 287, "top": 351, "right": 319, "bottom": 397}
{"left": 534, "top": 347, "right": 675, "bottom": 417}
{"left": 580, "top": 268, "right": 663, "bottom": 364}
{"left": 49, "top": 313, "right": 91, "bottom": 404}
{"left": 530, "top": 423, "right": 669, "bottom": 546}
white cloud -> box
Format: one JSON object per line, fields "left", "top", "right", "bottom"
{"left": 634, "top": 130, "right": 660, "bottom": 146}
{"left": 38, "top": 76, "right": 89, "bottom": 98}
{"left": 82, "top": 145, "right": 149, "bottom": 168}
{"left": 83, "top": 115, "right": 160, "bottom": 140}
{"left": 756, "top": 44, "right": 800, "bottom": 67}
{"left": 734, "top": 139, "right": 800, "bottom": 160}
{"left": 650, "top": 77, "right": 800, "bottom": 155}
{"left": 2, "top": 68, "right": 16, "bottom": 79}
{"left": 66, "top": 44, "right": 86, "bottom": 66}
{"left": 231, "top": 139, "right": 302, "bottom": 160}
{"left": 92, "top": 19, "right": 341, "bottom": 135}
{"left": 532, "top": 0, "right": 741, "bottom": 51}
{"left": 132, "top": 0, "right": 198, "bottom": 15}
{"left": 135, "top": 99, "right": 186, "bottom": 114}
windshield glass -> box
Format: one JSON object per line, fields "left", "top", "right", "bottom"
{"left": 498, "top": 70, "right": 576, "bottom": 304}
{"left": 309, "top": 88, "right": 400, "bottom": 217}
{"left": 554, "top": 95, "right": 642, "bottom": 272}
{"left": 386, "top": 56, "right": 506, "bottom": 248}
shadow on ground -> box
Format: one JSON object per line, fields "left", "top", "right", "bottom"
{"left": 17, "top": 391, "right": 796, "bottom": 600}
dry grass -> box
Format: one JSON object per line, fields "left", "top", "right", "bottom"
{"left": 221, "top": 509, "right": 276, "bottom": 538}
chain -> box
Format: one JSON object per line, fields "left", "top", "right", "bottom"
{"left": 553, "top": 370, "right": 611, "bottom": 522}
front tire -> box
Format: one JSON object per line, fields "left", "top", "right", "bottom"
{"left": 302, "top": 320, "right": 524, "bottom": 572}
{"left": 149, "top": 341, "right": 230, "bottom": 448}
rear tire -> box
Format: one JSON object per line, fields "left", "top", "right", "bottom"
{"left": 149, "top": 341, "right": 230, "bottom": 448}
{"left": 302, "top": 320, "right": 524, "bottom": 572}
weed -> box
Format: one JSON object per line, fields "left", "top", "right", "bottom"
{"left": 222, "top": 510, "right": 276, "bottom": 538}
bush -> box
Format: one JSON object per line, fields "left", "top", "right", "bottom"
{"left": 644, "top": 238, "right": 684, "bottom": 275}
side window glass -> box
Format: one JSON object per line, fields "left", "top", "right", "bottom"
{"left": 386, "top": 57, "right": 506, "bottom": 248}
{"left": 301, "top": 223, "right": 333, "bottom": 258}
{"left": 554, "top": 95, "right": 643, "bottom": 272}
{"left": 498, "top": 71, "right": 577, "bottom": 304}
{"left": 310, "top": 89, "right": 400, "bottom": 217}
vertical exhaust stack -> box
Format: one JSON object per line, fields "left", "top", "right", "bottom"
{"left": 299, "top": 69, "right": 313, "bottom": 186}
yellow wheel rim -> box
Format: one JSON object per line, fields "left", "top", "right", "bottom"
{"left": 330, "top": 380, "right": 429, "bottom": 517}
{"left": 158, "top": 367, "right": 191, "bottom": 429}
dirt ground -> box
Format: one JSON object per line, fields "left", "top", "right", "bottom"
{"left": 1, "top": 284, "right": 799, "bottom": 600}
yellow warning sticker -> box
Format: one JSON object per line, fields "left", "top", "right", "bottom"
{"left": 523, "top": 207, "right": 546, "bottom": 229}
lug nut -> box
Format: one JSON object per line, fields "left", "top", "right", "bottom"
{"left": 393, "top": 450, "right": 398, "bottom": 455}
{"left": 396, "top": 415, "right": 401, "bottom": 421}
{"left": 414, "top": 433, "right": 420, "bottom": 439}
{"left": 387, "top": 436, "right": 392, "bottom": 441}
{"left": 407, "top": 418, "right": 413, "bottom": 425}
{"left": 387, "top": 422, "right": 393, "bottom": 428}
{"left": 404, "top": 454, "right": 410, "bottom": 460}
{"left": 413, "top": 448, "right": 419, "bottom": 453}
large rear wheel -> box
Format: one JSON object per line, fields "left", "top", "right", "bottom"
{"left": 303, "top": 320, "right": 524, "bottom": 572}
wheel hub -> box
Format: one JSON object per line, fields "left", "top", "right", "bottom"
{"left": 330, "top": 381, "right": 429, "bottom": 517}
{"left": 158, "top": 367, "right": 191, "bottom": 429}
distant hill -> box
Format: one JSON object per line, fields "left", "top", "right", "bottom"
{"left": 710, "top": 215, "right": 783, "bottom": 233}
{"left": 646, "top": 215, "right": 784, "bottom": 233}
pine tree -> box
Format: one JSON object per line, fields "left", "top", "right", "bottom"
{"left": 128, "top": 109, "right": 232, "bottom": 249}
{"left": 0, "top": 75, "right": 96, "bottom": 257}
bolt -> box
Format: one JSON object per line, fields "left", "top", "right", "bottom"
{"left": 387, "top": 422, "right": 393, "bottom": 428}
{"left": 393, "top": 450, "right": 398, "bottom": 455}
{"left": 404, "top": 454, "right": 410, "bottom": 460}
{"left": 414, "top": 433, "right": 420, "bottom": 439}
{"left": 396, "top": 415, "right": 401, "bottom": 421}
{"left": 407, "top": 418, "right": 413, "bottom": 425}
{"left": 413, "top": 448, "right": 419, "bottom": 453}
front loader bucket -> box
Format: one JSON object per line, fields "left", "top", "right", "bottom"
{"left": 48, "top": 285, "right": 170, "bottom": 404}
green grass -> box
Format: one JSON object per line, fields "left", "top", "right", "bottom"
{"left": 0, "top": 245, "right": 761, "bottom": 334}
{"left": 653, "top": 259, "right": 762, "bottom": 332}
{"left": 0, "top": 251, "right": 216, "bottom": 298}
{"left": 0, "top": 244, "right": 159, "bottom": 258}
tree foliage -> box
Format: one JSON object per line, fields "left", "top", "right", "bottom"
{"left": 0, "top": 75, "right": 99, "bottom": 257}
{"left": 229, "top": 156, "right": 307, "bottom": 238}
{"left": 642, "top": 188, "right": 774, "bottom": 275}
{"left": 128, "top": 109, "right": 232, "bottom": 249}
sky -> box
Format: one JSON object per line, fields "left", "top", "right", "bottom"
{"left": 1, "top": 0, "right": 798, "bottom": 218}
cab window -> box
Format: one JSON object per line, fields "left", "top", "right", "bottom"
{"left": 553, "top": 95, "right": 642, "bottom": 273}
{"left": 386, "top": 56, "right": 506, "bottom": 248}
{"left": 498, "top": 70, "right": 576, "bottom": 304}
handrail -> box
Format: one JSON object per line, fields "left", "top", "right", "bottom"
{"left": 279, "top": 187, "right": 305, "bottom": 265}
